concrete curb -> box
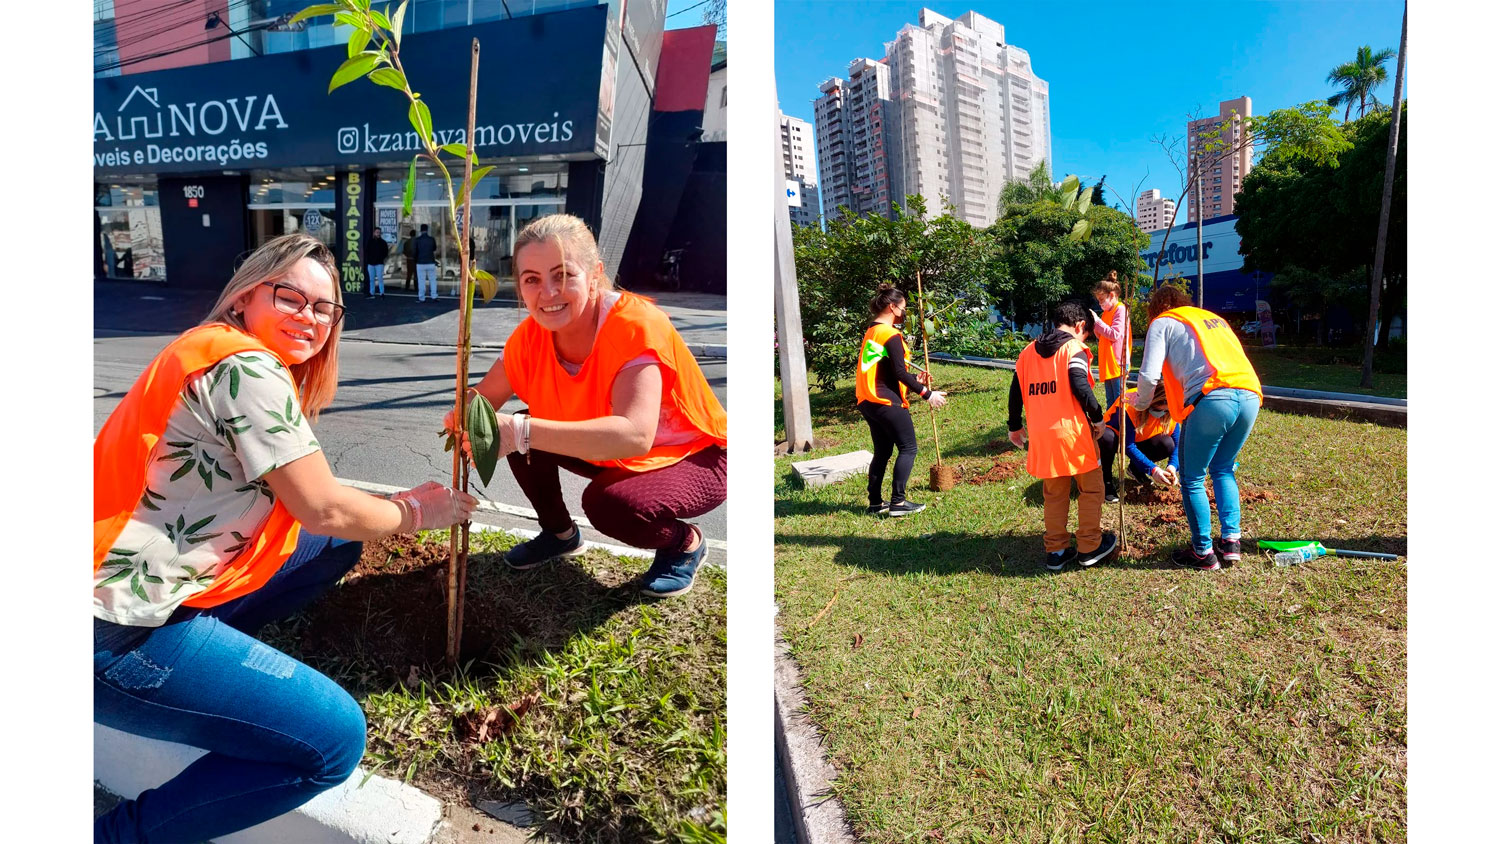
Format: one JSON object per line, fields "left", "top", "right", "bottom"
{"left": 95, "top": 723, "right": 444, "bottom": 844}
{"left": 340, "top": 337, "right": 729, "bottom": 360}
{"left": 774, "top": 624, "right": 859, "bottom": 844}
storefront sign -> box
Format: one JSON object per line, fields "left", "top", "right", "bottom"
{"left": 303, "top": 208, "right": 323, "bottom": 234}
{"left": 378, "top": 208, "right": 398, "bottom": 243}
{"left": 341, "top": 172, "right": 364, "bottom": 295}
{"left": 94, "top": 6, "right": 610, "bottom": 176}
{"left": 1141, "top": 215, "right": 1268, "bottom": 313}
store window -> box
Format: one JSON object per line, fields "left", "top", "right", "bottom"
{"left": 247, "top": 170, "right": 338, "bottom": 249}
{"left": 96, "top": 182, "right": 165, "bottom": 281}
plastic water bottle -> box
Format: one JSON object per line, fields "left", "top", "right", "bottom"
{"left": 1273, "top": 546, "right": 1319, "bottom": 567}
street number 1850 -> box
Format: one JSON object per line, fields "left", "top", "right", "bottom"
{"left": 182, "top": 185, "right": 206, "bottom": 199}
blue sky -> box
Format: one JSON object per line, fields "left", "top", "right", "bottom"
{"left": 772, "top": 0, "right": 1407, "bottom": 216}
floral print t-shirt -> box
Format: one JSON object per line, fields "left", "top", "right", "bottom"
{"left": 94, "top": 352, "right": 320, "bottom": 627}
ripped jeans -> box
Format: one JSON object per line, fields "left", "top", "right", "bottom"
{"left": 93, "top": 532, "right": 366, "bottom": 844}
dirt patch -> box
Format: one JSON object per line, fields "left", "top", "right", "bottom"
{"left": 967, "top": 451, "right": 1028, "bottom": 486}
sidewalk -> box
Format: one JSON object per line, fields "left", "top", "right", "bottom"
{"left": 94, "top": 280, "right": 728, "bottom": 354}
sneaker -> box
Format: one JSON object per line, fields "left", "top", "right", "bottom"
{"left": 1171, "top": 546, "right": 1221, "bottom": 571}
{"left": 1130, "top": 466, "right": 1154, "bottom": 487}
{"left": 866, "top": 501, "right": 890, "bottom": 516}
{"left": 1213, "top": 536, "right": 1242, "bottom": 563}
{"left": 1077, "top": 531, "right": 1118, "bottom": 567}
{"left": 887, "top": 499, "right": 926, "bottom": 517}
{"left": 1103, "top": 480, "right": 1119, "bottom": 504}
{"left": 641, "top": 529, "right": 707, "bottom": 598}
{"left": 1044, "top": 548, "right": 1078, "bottom": 572}
{"left": 504, "top": 523, "right": 585, "bottom": 571}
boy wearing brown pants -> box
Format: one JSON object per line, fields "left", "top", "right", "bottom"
{"left": 1007, "top": 300, "right": 1119, "bottom": 571}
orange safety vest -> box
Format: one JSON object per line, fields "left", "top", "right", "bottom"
{"left": 1105, "top": 389, "right": 1178, "bottom": 441}
{"left": 504, "top": 291, "right": 728, "bottom": 472}
{"left": 94, "top": 325, "right": 303, "bottom": 609}
{"left": 1096, "top": 302, "right": 1132, "bottom": 381}
{"left": 1154, "top": 306, "right": 1263, "bottom": 422}
{"left": 1015, "top": 336, "right": 1100, "bottom": 479}
{"left": 854, "top": 322, "right": 910, "bottom": 408}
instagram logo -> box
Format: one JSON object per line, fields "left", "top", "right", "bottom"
{"left": 336, "top": 127, "right": 360, "bottom": 153}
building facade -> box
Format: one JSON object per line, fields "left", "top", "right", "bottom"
{"left": 93, "top": 0, "right": 665, "bottom": 295}
{"left": 812, "top": 77, "right": 852, "bottom": 220}
{"left": 1136, "top": 188, "right": 1177, "bottom": 233}
{"left": 1142, "top": 214, "right": 1271, "bottom": 314}
{"left": 1186, "top": 96, "right": 1253, "bottom": 223}
{"left": 779, "top": 112, "right": 820, "bottom": 228}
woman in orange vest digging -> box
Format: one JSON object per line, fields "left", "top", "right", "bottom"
{"left": 1007, "top": 300, "right": 1118, "bottom": 571}
{"left": 1090, "top": 270, "right": 1132, "bottom": 412}
{"left": 452, "top": 214, "right": 727, "bottom": 598}
{"left": 93, "top": 234, "right": 477, "bottom": 844}
{"left": 1135, "top": 285, "right": 1263, "bottom": 570}
{"left": 1099, "top": 383, "right": 1181, "bottom": 503}
{"left": 857, "top": 284, "right": 948, "bottom": 517}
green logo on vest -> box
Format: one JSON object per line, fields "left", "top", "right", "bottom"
{"left": 860, "top": 339, "right": 887, "bottom": 371}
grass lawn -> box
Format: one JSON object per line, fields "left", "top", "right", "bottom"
{"left": 262, "top": 529, "right": 727, "bottom": 844}
{"left": 1242, "top": 346, "right": 1406, "bottom": 399}
{"left": 775, "top": 363, "right": 1406, "bottom": 843}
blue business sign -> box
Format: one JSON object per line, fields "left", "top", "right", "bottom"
{"left": 1141, "top": 215, "right": 1272, "bottom": 313}
{"left": 94, "top": 6, "right": 609, "bottom": 175}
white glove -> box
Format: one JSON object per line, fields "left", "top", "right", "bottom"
{"left": 926, "top": 390, "right": 948, "bottom": 409}
{"left": 1091, "top": 309, "right": 1104, "bottom": 325}
{"left": 1008, "top": 429, "right": 1027, "bottom": 449}
{"left": 1152, "top": 466, "right": 1179, "bottom": 487}
{"left": 393, "top": 481, "right": 478, "bottom": 530}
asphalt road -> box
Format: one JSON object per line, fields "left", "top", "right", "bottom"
{"left": 94, "top": 331, "right": 729, "bottom": 558}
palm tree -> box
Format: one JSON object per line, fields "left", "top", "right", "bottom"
{"left": 1327, "top": 45, "right": 1396, "bottom": 121}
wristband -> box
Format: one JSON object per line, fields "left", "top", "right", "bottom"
{"left": 514, "top": 412, "right": 530, "bottom": 455}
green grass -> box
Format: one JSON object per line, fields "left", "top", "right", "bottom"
{"left": 264, "top": 530, "right": 726, "bottom": 844}
{"left": 1242, "top": 346, "right": 1406, "bottom": 399}
{"left": 776, "top": 363, "right": 1406, "bottom": 843}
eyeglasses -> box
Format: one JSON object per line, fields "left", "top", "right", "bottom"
{"left": 260, "top": 282, "right": 345, "bottom": 326}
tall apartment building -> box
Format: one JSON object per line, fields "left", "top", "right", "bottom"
{"left": 884, "top": 9, "right": 1051, "bottom": 226}
{"left": 780, "top": 111, "right": 821, "bottom": 228}
{"left": 1136, "top": 189, "right": 1177, "bottom": 233}
{"left": 1186, "top": 96, "right": 1253, "bottom": 222}
{"left": 813, "top": 58, "right": 900, "bottom": 220}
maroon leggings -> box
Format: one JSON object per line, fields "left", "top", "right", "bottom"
{"left": 507, "top": 445, "right": 726, "bottom": 552}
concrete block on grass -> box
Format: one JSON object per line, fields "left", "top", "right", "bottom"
{"left": 95, "top": 723, "right": 443, "bottom": 843}
{"left": 792, "top": 450, "right": 873, "bottom": 488}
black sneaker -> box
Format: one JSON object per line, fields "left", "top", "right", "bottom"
{"left": 1077, "top": 531, "right": 1118, "bottom": 567}
{"left": 866, "top": 501, "right": 890, "bottom": 516}
{"left": 1103, "top": 480, "right": 1119, "bottom": 504}
{"left": 504, "top": 522, "right": 585, "bottom": 571}
{"left": 1044, "top": 548, "right": 1078, "bottom": 572}
{"left": 1171, "top": 546, "right": 1221, "bottom": 571}
{"left": 1213, "top": 536, "right": 1242, "bottom": 563}
{"left": 887, "top": 500, "right": 926, "bottom": 517}
{"left": 1130, "top": 466, "right": 1154, "bottom": 487}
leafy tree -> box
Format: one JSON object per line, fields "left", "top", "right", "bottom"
{"left": 1327, "top": 45, "right": 1396, "bottom": 121}
{"left": 1091, "top": 175, "right": 1108, "bottom": 206}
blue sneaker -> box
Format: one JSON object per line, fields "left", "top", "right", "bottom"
{"left": 641, "top": 530, "right": 707, "bottom": 598}
{"left": 504, "top": 523, "right": 584, "bottom": 571}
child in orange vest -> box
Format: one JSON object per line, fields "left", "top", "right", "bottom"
{"left": 1090, "top": 270, "right": 1132, "bottom": 412}
{"left": 1007, "top": 301, "right": 1119, "bottom": 571}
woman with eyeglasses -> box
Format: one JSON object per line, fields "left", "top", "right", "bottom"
{"left": 92, "top": 234, "right": 478, "bottom": 844}
{"left": 856, "top": 284, "right": 947, "bottom": 517}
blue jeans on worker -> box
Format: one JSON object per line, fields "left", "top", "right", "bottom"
{"left": 94, "top": 532, "right": 366, "bottom": 844}
{"left": 1103, "top": 376, "right": 1124, "bottom": 415}
{"left": 1177, "top": 388, "right": 1260, "bottom": 553}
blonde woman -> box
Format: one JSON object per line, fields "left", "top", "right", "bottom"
{"left": 451, "top": 214, "right": 727, "bottom": 597}
{"left": 93, "top": 234, "right": 476, "bottom": 843}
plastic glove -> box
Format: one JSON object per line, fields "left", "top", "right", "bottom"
{"left": 1090, "top": 308, "right": 1104, "bottom": 325}
{"left": 1091, "top": 419, "right": 1106, "bottom": 439}
{"left": 1008, "top": 429, "right": 1027, "bottom": 450}
{"left": 926, "top": 390, "right": 948, "bottom": 409}
{"left": 1152, "top": 466, "right": 1179, "bottom": 487}
{"left": 393, "top": 481, "right": 478, "bottom": 530}
{"left": 441, "top": 389, "right": 480, "bottom": 459}
{"left": 916, "top": 370, "right": 934, "bottom": 388}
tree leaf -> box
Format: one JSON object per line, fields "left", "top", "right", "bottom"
{"left": 288, "top": 4, "right": 345, "bottom": 26}
{"left": 333, "top": 11, "right": 364, "bottom": 29}
{"left": 370, "top": 8, "right": 393, "bottom": 30}
{"left": 368, "top": 68, "right": 406, "bottom": 90}
{"left": 329, "top": 52, "right": 382, "bottom": 94}
{"left": 1068, "top": 217, "right": 1093, "bottom": 242}
{"left": 408, "top": 99, "right": 433, "bottom": 143}
{"left": 439, "top": 142, "right": 470, "bottom": 159}
{"left": 348, "top": 27, "right": 371, "bottom": 58}
{"left": 391, "top": 0, "right": 407, "bottom": 46}
{"left": 403, "top": 158, "right": 417, "bottom": 217}
{"left": 473, "top": 268, "right": 498, "bottom": 303}
{"left": 1058, "top": 174, "right": 1080, "bottom": 205}
{"left": 466, "top": 394, "right": 501, "bottom": 487}
{"left": 462, "top": 165, "right": 495, "bottom": 198}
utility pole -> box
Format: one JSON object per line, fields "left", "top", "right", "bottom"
{"left": 773, "top": 98, "right": 814, "bottom": 452}
{"left": 1194, "top": 153, "right": 1205, "bottom": 308}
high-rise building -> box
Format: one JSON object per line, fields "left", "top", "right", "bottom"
{"left": 1136, "top": 189, "right": 1177, "bottom": 233}
{"left": 813, "top": 58, "right": 899, "bottom": 221}
{"left": 884, "top": 9, "right": 1051, "bottom": 226}
{"left": 1186, "top": 96, "right": 1253, "bottom": 222}
{"left": 780, "top": 111, "right": 821, "bottom": 228}
{"left": 813, "top": 77, "right": 852, "bottom": 220}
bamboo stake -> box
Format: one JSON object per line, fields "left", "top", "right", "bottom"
{"left": 1118, "top": 342, "right": 1127, "bottom": 555}
{"left": 446, "top": 38, "right": 481, "bottom": 666}
{"left": 914, "top": 268, "right": 942, "bottom": 464}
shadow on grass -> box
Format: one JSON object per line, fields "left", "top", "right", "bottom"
{"left": 778, "top": 529, "right": 1093, "bottom": 579}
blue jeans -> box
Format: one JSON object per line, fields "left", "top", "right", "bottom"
{"left": 367, "top": 263, "right": 384, "bottom": 295}
{"left": 1103, "top": 376, "right": 1124, "bottom": 415}
{"left": 1177, "top": 388, "right": 1260, "bottom": 553}
{"left": 94, "top": 532, "right": 366, "bottom": 844}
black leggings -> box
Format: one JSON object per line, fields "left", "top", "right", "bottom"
{"left": 1098, "top": 427, "right": 1176, "bottom": 484}
{"left": 859, "top": 400, "right": 918, "bottom": 505}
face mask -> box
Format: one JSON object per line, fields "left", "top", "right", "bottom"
{"left": 1148, "top": 407, "right": 1167, "bottom": 419}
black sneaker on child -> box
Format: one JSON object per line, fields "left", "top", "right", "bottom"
{"left": 866, "top": 501, "right": 890, "bottom": 516}
{"left": 1171, "top": 546, "right": 1221, "bottom": 571}
{"left": 1103, "top": 480, "right": 1119, "bottom": 503}
{"left": 1044, "top": 548, "right": 1078, "bottom": 572}
{"left": 887, "top": 499, "right": 926, "bottom": 517}
{"left": 504, "top": 522, "right": 585, "bottom": 571}
{"left": 1213, "top": 536, "right": 1242, "bottom": 563}
{"left": 1077, "top": 531, "right": 1118, "bottom": 567}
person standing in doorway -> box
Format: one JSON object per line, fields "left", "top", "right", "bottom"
{"left": 400, "top": 228, "right": 416, "bottom": 292}
{"left": 366, "top": 227, "right": 390, "bottom": 298}
{"left": 414, "top": 224, "right": 438, "bottom": 302}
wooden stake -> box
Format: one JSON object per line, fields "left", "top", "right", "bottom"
{"left": 914, "top": 268, "right": 942, "bottom": 464}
